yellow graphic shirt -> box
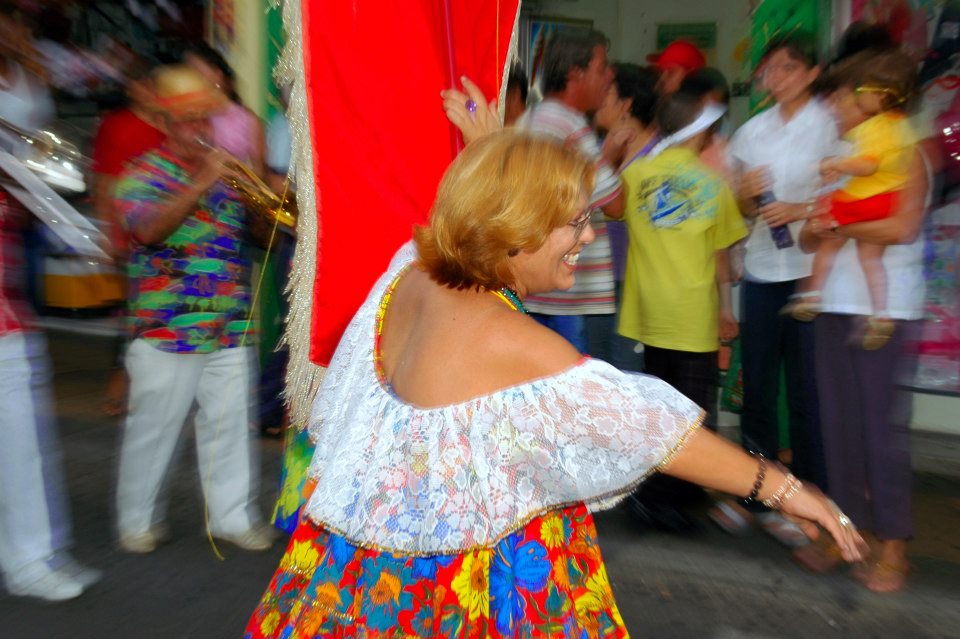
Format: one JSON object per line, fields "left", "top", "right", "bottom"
{"left": 618, "top": 147, "right": 747, "bottom": 352}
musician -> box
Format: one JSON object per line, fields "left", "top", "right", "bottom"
{"left": 0, "top": 2, "right": 101, "bottom": 602}
{"left": 113, "top": 65, "right": 274, "bottom": 554}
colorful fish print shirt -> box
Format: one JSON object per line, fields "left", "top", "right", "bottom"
{"left": 115, "top": 147, "right": 255, "bottom": 354}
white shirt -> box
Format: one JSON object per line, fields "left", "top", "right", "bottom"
{"left": 820, "top": 237, "right": 925, "bottom": 320}
{"left": 820, "top": 155, "right": 932, "bottom": 321}
{"left": 729, "top": 99, "right": 841, "bottom": 283}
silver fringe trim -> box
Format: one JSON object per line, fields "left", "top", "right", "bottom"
{"left": 272, "top": 0, "right": 522, "bottom": 430}
{"left": 497, "top": 3, "right": 522, "bottom": 124}
{"left": 274, "top": 0, "right": 326, "bottom": 430}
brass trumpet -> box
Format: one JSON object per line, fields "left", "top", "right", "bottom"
{"left": 196, "top": 138, "right": 297, "bottom": 232}
{"left": 0, "top": 116, "right": 87, "bottom": 194}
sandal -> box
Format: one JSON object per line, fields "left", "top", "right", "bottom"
{"left": 853, "top": 560, "right": 910, "bottom": 593}
{"left": 792, "top": 537, "right": 844, "bottom": 573}
{"left": 784, "top": 291, "right": 822, "bottom": 322}
{"left": 707, "top": 498, "right": 753, "bottom": 536}
{"left": 862, "top": 316, "right": 895, "bottom": 351}
{"left": 756, "top": 511, "right": 809, "bottom": 548}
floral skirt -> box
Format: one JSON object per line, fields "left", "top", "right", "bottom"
{"left": 271, "top": 427, "right": 317, "bottom": 534}
{"left": 245, "top": 503, "right": 629, "bottom": 638}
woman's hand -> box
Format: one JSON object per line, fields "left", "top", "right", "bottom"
{"left": 807, "top": 213, "right": 840, "bottom": 239}
{"left": 758, "top": 201, "right": 796, "bottom": 228}
{"left": 778, "top": 482, "right": 869, "bottom": 563}
{"left": 441, "top": 76, "right": 501, "bottom": 145}
{"left": 737, "top": 167, "right": 771, "bottom": 203}
{"left": 659, "top": 429, "right": 868, "bottom": 564}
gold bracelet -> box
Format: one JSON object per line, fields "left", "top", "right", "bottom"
{"left": 761, "top": 473, "right": 803, "bottom": 510}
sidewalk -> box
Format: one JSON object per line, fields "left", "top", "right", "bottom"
{"left": 0, "top": 329, "right": 957, "bottom": 639}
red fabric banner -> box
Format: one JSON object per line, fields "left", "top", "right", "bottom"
{"left": 302, "top": 0, "right": 519, "bottom": 366}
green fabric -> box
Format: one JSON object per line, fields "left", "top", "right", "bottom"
{"left": 749, "top": 0, "right": 830, "bottom": 115}
{"left": 257, "top": 250, "right": 283, "bottom": 367}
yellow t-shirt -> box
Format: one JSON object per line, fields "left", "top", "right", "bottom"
{"left": 840, "top": 112, "right": 915, "bottom": 200}
{"left": 618, "top": 147, "right": 747, "bottom": 353}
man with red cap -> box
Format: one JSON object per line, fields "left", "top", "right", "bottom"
{"left": 648, "top": 39, "right": 707, "bottom": 95}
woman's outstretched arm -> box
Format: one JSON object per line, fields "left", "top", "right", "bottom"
{"left": 661, "top": 427, "right": 868, "bottom": 562}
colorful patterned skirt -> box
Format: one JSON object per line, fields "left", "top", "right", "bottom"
{"left": 245, "top": 503, "right": 629, "bottom": 638}
{"left": 272, "top": 427, "right": 317, "bottom": 534}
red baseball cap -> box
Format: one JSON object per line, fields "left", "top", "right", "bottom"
{"left": 647, "top": 40, "right": 706, "bottom": 73}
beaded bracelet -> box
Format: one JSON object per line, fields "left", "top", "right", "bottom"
{"left": 747, "top": 453, "right": 767, "bottom": 501}
{"left": 762, "top": 473, "right": 803, "bottom": 510}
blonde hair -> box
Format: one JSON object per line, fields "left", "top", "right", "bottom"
{"left": 415, "top": 130, "right": 595, "bottom": 291}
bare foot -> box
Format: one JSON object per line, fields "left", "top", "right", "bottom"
{"left": 853, "top": 539, "right": 909, "bottom": 593}
{"left": 853, "top": 560, "right": 910, "bottom": 592}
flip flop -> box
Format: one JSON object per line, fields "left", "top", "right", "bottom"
{"left": 792, "top": 538, "right": 843, "bottom": 573}
{"left": 707, "top": 499, "right": 752, "bottom": 536}
{"left": 756, "top": 511, "right": 809, "bottom": 548}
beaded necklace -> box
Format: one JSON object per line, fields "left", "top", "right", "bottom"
{"left": 490, "top": 287, "right": 527, "bottom": 314}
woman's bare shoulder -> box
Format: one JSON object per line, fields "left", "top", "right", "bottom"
{"left": 478, "top": 309, "right": 585, "bottom": 383}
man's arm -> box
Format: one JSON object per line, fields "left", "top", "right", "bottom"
{"left": 125, "top": 149, "right": 234, "bottom": 246}
{"left": 716, "top": 248, "right": 738, "bottom": 343}
{"left": 129, "top": 182, "right": 210, "bottom": 246}
{"left": 600, "top": 188, "right": 625, "bottom": 219}
{"left": 92, "top": 173, "right": 119, "bottom": 256}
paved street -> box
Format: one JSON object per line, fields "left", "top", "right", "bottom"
{"left": 1, "top": 329, "right": 959, "bottom": 639}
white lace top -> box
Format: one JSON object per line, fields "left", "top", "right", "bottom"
{"left": 304, "top": 242, "right": 704, "bottom": 554}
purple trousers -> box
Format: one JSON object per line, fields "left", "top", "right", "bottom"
{"left": 814, "top": 314, "right": 918, "bottom": 540}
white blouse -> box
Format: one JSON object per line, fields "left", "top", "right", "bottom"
{"left": 304, "top": 242, "right": 703, "bottom": 554}
{"left": 820, "top": 153, "right": 931, "bottom": 320}
{"left": 729, "top": 99, "right": 842, "bottom": 283}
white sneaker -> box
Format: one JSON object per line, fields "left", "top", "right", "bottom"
{"left": 5, "top": 561, "right": 84, "bottom": 602}
{"left": 212, "top": 524, "right": 277, "bottom": 552}
{"left": 48, "top": 553, "right": 102, "bottom": 588}
{"left": 118, "top": 522, "right": 171, "bottom": 554}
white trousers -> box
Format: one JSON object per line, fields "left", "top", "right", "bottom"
{"left": 0, "top": 331, "right": 72, "bottom": 576}
{"left": 116, "top": 339, "right": 261, "bottom": 537}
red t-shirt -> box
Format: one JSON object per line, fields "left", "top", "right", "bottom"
{"left": 91, "top": 108, "right": 164, "bottom": 255}
{"left": 91, "top": 108, "right": 165, "bottom": 177}
{"left": 0, "top": 191, "right": 32, "bottom": 336}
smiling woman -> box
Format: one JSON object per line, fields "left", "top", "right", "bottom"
{"left": 244, "top": 128, "right": 868, "bottom": 639}
{"left": 413, "top": 131, "right": 595, "bottom": 296}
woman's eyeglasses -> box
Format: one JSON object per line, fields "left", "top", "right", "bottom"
{"left": 567, "top": 209, "right": 592, "bottom": 239}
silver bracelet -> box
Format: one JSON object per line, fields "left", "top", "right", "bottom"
{"left": 761, "top": 473, "right": 803, "bottom": 510}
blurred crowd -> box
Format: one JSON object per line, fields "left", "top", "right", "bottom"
{"left": 0, "top": 0, "right": 293, "bottom": 602}
{"left": 0, "top": 0, "right": 953, "bottom": 610}
{"left": 498, "top": 23, "right": 934, "bottom": 596}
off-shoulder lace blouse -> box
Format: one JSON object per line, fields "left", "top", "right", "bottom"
{"left": 303, "top": 242, "right": 704, "bottom": 555}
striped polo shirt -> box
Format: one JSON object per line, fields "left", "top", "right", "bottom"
{"left": 518, "top": 99, "right": 621, "bottom": 315}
